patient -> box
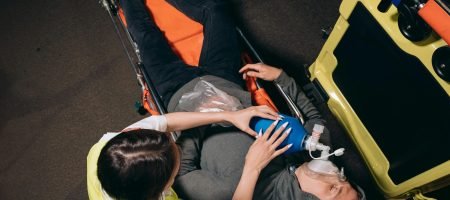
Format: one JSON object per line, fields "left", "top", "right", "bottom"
{"left": 87, "top": 0, "right": 365, "bottom": 199}
{"left": 174, "top": 64, "right": 365, "bottom": 200}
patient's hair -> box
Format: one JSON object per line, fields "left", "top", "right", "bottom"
{"left": 97, "top": 129, "right": 179, "bottom": 200}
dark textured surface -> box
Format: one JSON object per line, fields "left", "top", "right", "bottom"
{"left": 0, "top": 0, "right": 381, "bottom": 199}
{"left": 230, "top": 0, "right": 341, "bottom": 85}
{"left": 0, "top": 0, "right": 142, "bottom": 199}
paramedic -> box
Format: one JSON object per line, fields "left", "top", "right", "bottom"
{"left": 87, "top": 106, "right": 286, "bottom": 200}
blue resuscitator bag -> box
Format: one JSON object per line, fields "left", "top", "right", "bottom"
{"left": 250, "top": 114, "right": 307, "bottom": 154}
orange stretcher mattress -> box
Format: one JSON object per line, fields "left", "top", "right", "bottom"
{"left": 119, "top": 0, "right": 204, "bottom": 66}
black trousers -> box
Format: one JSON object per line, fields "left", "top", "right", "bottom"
{"left": 119, "top": 0, "right": 243, "bottom": 106}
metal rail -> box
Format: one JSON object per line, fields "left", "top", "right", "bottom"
{"left": 100, "top": 0, "right": 173, "bottom": 139}
{"left": 236, "top": 28, "right": 305, "bottom": 124}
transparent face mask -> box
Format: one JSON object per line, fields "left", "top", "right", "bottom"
{"left": 298, "top": 163, "right": 360, "bottom": 200}
{"left": 300, "top": 124, "right": 363, "bottom": 199}
{"left": 299, "top": 162, "right": 347, "bottom": 184}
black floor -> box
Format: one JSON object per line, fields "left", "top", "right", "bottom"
{"left": 1, "top": 0, "right": 384, "bottom": 199}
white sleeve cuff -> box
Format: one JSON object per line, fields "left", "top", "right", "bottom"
{"left": 123, "top": 115, "right": 168, "bottom": 132}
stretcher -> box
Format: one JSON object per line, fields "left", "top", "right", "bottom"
{"left": 99, "top": 0, "right": 305, "bottom": 139}
{"left": 307, "top": 0, "right": 450, "bottom": 198}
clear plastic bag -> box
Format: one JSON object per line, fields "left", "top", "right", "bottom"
{"left": 178, "top": 80, "right": 243, "bottom": 126}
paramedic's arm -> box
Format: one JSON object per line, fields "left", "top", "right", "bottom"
{"left": 240, "top": 63, "right": 322, "bottom": 120}
{"left": 166, "top": 105, "right": 279, "bottom": 136}
{"left": 233, "top": 120, "right": 291, "bottom": 200}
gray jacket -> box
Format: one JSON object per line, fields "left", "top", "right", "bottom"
{"left": 171, "top": 72, "right": 326, "bottom": 200}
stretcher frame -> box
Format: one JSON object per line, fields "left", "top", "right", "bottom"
{"left": 99, "top": 0, "right": 306, "bottom": 141}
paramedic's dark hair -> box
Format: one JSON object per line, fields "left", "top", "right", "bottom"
{"left": 97, "top": 129, "right": 179, "bottom": 200}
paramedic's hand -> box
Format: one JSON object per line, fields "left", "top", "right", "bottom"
{"left": 244, "top": 120, "right": 292, "bottom": 172}
{"left": 227, "top": 106, "right": 279, "bottom": 136}
{"left": 233, "top": 121, "right": 291, "bottom": 200}
{"left": 239, "top": 63, "right": 282, "bottom": 81}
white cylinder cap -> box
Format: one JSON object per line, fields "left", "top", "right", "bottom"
{"left": 313, "top": 124, "right": 325, "bottom": 133}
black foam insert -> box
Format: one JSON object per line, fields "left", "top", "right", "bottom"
{"left": 332, "top": 3, "right": 450, "bottom": 184}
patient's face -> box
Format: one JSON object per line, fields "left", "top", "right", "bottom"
{"left": 296, "top": 165, "right": 358, "bottom": 200}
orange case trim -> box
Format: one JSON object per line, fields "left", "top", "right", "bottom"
{"left": 418, "top": 0, "right": 450, "bottom": 45}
